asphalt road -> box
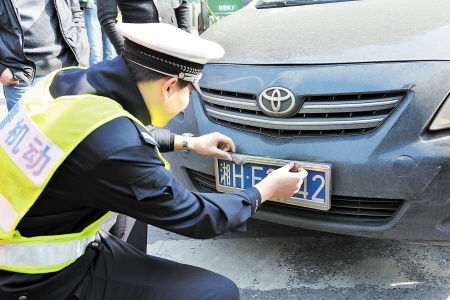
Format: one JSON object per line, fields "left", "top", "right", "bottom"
{"left": 1, "top": 85, "right": 448, "bottom": 300}
{"left": 148, "top": 219, "right": 449, "bottom": 300}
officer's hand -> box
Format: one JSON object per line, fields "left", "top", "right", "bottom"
{"left": 0, "top": 68, "right": 20, "bottom": 86}
{"left": 189, "top": 132, "right": 236, "bottom": 160}
{"left": 255, "top": 163, "right": 308, "bottom": 203}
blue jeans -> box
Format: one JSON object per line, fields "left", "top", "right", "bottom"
{"left": 4, "top": 76, "right": 44, "bottom": 110}
{"left": 103, "top": 33, "right": 115, "bottom": 60}
{"left": 84, "top": 1, "right": 116, "bottom": 66}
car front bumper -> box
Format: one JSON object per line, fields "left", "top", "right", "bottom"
{"left": 164, "top": 61, "right": 450, "bottom": 241}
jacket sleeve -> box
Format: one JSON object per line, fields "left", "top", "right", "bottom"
{"left": 81, "top": 145, "right": 261, "bottom": 239}
{"left": 175, "top": 0, "right": 191, "bottom": 32}
{"left": 97, "top": 0, "right": 125, "bottom": 54}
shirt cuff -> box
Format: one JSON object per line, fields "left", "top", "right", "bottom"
{"left": 168, "top": 133, "right": 175, "bottom": 152}
{"left": 241, "top": 187, "right": 262, "bottom": 215}
{"left": 147, "top": 127, "right": 175, "bottom": 152}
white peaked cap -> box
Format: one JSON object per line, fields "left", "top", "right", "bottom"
{"left": 116, "top": 23, "right": 225, "bottom": 65}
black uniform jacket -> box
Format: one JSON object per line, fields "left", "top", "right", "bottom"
{"left": 0, "top": 57, "right": 260, "bottom": 298}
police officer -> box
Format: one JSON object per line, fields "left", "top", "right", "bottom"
{"left": 0, "top": 23, "right": 308, "bottom": 300}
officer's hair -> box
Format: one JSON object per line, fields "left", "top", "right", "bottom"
{"left": 126, "top": 61, "right": 190, "bottom": 89}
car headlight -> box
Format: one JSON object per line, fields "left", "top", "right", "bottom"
{"left": 430, "top": 94, "right": 450, "bottom": 131}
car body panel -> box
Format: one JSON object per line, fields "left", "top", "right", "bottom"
{"left": 202, "top": 0, "right": 450, "bottom": 64}
{"left": 165, "top": 0, "right": 450, "bottom": 241}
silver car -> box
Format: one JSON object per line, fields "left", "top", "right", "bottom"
{"left": 165, "top": 0, "right": 450, "bottom": 241}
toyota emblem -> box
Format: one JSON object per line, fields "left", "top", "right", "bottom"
{"left": 258, "top": 87, "right": 300, "bottom": 117}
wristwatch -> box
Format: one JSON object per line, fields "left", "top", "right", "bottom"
{"left": 181, "top": 133, "right": 194, "bottom": 153}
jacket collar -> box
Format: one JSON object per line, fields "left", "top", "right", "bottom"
{"left": 49, "top": 56, "right": 151, "bottom": 125}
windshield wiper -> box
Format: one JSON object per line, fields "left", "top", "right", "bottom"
{"left": 256, "top": 0, "right": 360, "bottom": 9}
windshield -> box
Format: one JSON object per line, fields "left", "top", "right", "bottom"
{"left": 256, "top": 0, "right": 359, "bottom": 8}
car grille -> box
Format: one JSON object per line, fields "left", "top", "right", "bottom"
{"left": 187, "top": 168, "right": 404, "bottom": 226}
{"left": 200, "top": 88, "right": 406, "bottom": 137}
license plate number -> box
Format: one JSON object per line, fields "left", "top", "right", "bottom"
{"left": 215, "top": 154, "right": 331, "bottom": 211}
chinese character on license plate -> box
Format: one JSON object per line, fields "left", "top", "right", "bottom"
{"left": 215, "top": 154, "right": 331, "bottom": 211}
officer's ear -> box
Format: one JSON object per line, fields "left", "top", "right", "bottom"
{"left": 161, "top": 77, "right": 180, "bottom": 98}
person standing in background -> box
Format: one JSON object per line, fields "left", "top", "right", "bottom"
{"left": 97, "top": 0, "right": 190, "bottom": 55}
{"left": 0, "top": 0, "right": 89, "bottom": 111}
{"left": 80, "top": 0, "right": 117, "bottom": 66}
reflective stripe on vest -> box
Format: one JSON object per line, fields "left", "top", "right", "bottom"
{"left": 0, "top": 213, "right": 118, "bottom": 274}
{"left": 0, "top": 213, "right": 117, "bottom": 273}
{"left": 0, "top": 67, "right": 169, "bottom": 273}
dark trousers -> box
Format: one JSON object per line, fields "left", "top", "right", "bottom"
{"left": 71, "top": 231, "right": 240, "bottom": 300}
{"left": 0, "top": 231, "right": 239, "bottom": 300}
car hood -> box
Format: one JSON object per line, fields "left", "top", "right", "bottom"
{"left": 202, "top": 0, "right": 450, "bottom": 64}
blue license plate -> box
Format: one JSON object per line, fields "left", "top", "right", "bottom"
{"left": 215, "top": 154, "right": 331, "bottom": 210}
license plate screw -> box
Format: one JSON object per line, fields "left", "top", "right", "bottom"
{"left": 233, "top": 157, "right": 244, "bottom": 165}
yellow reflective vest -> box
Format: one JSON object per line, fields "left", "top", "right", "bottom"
{"left": 0, "top": 68, "right": 167, "bottom": 274}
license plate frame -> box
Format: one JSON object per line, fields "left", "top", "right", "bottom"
{"left": 214, "top": 154, "right": 332, "bottom": 211}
